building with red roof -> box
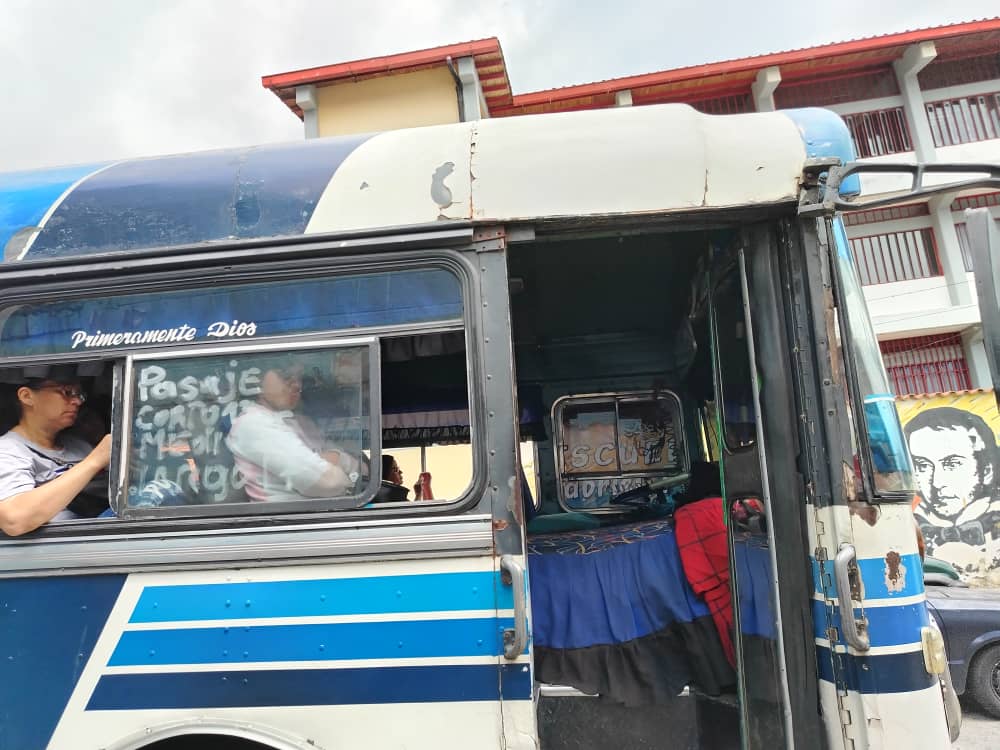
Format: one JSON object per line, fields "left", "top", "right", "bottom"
{"left": 263, "top": 20, "right": 1000, "bottom": 397}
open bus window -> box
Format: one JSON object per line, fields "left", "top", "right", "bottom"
{"left": 553, "top": 391, "right": 686, "bottom": 511}
{"left": 118, "top": 341, "right": 378, "bottom": 518}
{"left": 378, "top": 330, "right": 474, "bottom": 504}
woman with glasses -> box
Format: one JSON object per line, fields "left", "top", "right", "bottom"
{"left": 0, "top": 375, "right": 111, "bottom": 536}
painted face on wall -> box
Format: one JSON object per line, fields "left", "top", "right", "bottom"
{"left": 909, "top": 424, "right": 993, "bottom": 520}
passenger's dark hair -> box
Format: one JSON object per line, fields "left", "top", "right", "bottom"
{"left": 381, "top": 454, "right": 397, "bottom": 481}
{"left": 904, "top": 406, "right": 997, "bottom": 484}
{"left": 678, "top": 460, "right": 722, "bottom": 507}
{"left": 0, "top": 384, "right": 20, "bottom": 434}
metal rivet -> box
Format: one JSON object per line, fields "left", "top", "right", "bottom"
{"left": 319, "top": 644, "right": 325, "bottom": 651}
{"left": 225, "top": 600, "right": 231, "bottom": 608}
{"left": 320, "top": 594, "right": 326, "bottom": 602}
{"left": 243, "top": 651, "right": 249, "bottom": 658}
{"left": 398, "top": 641, "right": 404, "bottom": 648}
{"left": 245, "top": 600, "right": 252, "bottom": 607}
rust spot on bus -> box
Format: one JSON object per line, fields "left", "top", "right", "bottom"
{"left": 492, "top": 519, "right": 509, "bottom": 531}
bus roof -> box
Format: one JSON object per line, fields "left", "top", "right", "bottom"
{"left": 0, "top": 105, "right": 853, "bottom": 263}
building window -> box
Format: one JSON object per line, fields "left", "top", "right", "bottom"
{"left": 843, "top": 107, "right": 912, "bottom": 157}
{"left": 849, "top": 227, "right": 941, "bottom": 286}
{"left": 774, "top": 68, "right": 899, "bottom": 108}
{"left": 918, "top": 53, "right": 1000, "bottom": 90}
{"left": 926, "top": 91, "right": 1000, "bottom": 147}
{"left": 955, "top": 215, "right": 1000, "bottom": 273}
{"left": 843, "top": 203, "right": 929, "bottom": 227}
{"left": 687, "top": 93, "right": 752, "bottom": 115}
{"left": 880, "top": 334, "right": 972, "bottom": 395}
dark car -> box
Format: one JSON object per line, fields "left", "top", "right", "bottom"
{"left": 926, "top": 582, "right": 1000, "bottom": 718}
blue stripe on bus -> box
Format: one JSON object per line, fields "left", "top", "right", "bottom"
{"left": 110, "top": 617, "right": 513, "bottom": 665}
{"left": 815, "top": 645, "right": 936, "bottom": 694}
{"left": 811, "top": 599, "right": 928, "bottom": 648}
{"left": 86, "top": 663, "right": 532, "bottom": 710}
{"left": 0, "top": 575, "right": 125, "bottom": 750}
{"left": 130, "top": 571, "right": 512, "bottom": 623}
{"left": 811, "top": 553, "right": 924, "bottom": 600}
{"left": 0, "top": 163, "right": 106, "bottom": 259}
{"left": 24, "top": 136, "right": 371, "bottom": 260}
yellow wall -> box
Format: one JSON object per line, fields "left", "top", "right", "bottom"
{"left": 316, "top": 67, "right": 460, "bottom": 137}
{"left": 896, "top": 390, "right": 1000, "bottom": 586}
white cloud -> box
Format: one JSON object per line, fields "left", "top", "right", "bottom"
{"left": 0, "top": 0, "right": 996, "bottom": 171}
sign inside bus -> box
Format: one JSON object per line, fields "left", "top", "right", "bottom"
{"left": 70, "top": 320, "right": 258, "bottom": 350}
{"left": 557, "top": 396, "right": 681, "bottom": 510}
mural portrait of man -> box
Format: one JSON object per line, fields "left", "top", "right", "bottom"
{"left": 903, "top": 405, "right": 1000, "bottom": 581}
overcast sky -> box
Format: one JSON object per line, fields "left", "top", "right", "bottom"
{"left": 1, "top": 0, "right": 997, "bottom": 172}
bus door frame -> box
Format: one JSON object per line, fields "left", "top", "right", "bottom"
{"left": 714, "top": 223, "right": 827, "bottom": 748}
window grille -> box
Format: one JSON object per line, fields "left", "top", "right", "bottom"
{"left": 774, "top": 69, "right": 899, "bottom": 108}
{"left": 880, "top": 334, "right": 971, "bottom": 395}
{"left": 688, "top": 93, "right": 752, "bottom": 115}
{"left": 926, "top": 91, "right": 1000, "bottom": 147}
{"left": 843, "top": 107, "right": 912, "bottom": 157}
{"left": 849, "top": 228, "right": 941, "bottom": 286}
{"left": 918, "top": 53, "right": 1000, "bottom": 90}
{"left": 843, "top": 203, "right": 928, "bottom": 227}
{"left": 950, "top": 192, "right": 1000, "bottom": 211}
{"left": 954, "top": 216, "right": 1000, "bottom": 273}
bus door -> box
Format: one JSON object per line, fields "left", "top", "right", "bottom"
{"left": 769, "top": 211, "right": 950, "bottom": 750}
{"left": 705, "top": 225, "right": 823, "bottom": 748}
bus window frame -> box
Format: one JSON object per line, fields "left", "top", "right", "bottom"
{"left": 115, "top": 336, "right": 382, "bottom": 521}
{"left": 826, "top": 217, "right": 915, "bottom": 502}
{"left": 0, "top": 243, "right": 493, "bottom": 542}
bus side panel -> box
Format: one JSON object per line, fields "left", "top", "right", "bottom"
{"left": 809, "top": 503, "right": 949, "bottom": 750}
{"left": 6, "top": 556, "right": 528, "bottom": 750}
{"left": 0, "top": 574, "right": 126, "bottom": 750}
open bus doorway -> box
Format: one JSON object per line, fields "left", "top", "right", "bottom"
{"left": 508, "top": 223, "right": 814, "bottom": 748}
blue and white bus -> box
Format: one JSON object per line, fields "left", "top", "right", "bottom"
{"left": 0, "top": 104, "right": 975, "bottom": 749}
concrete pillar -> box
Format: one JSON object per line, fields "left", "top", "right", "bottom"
{"left": 930, "top": 195, "right": 973, "bottom": 306}
{"left": 752, "top": 66, "right": 781, "bottom": 112}
{"left": 456, "top": 56, "right": 487, "bottom": 121}
{"left": 892, "top": 42, "right": 937, "bottom": 162}
{"left": 615, "top": 89, "right": 633, "bottom": 107}
{"left": 296, "top": 85, "right": 319, "bottom": 139}
{"left": 962, "top": 327, "right": 993, "bottom": 390}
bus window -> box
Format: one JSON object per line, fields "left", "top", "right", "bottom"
{"left": 378, "top": 330, "right": 475, "bottom": 504}
{"left": 830, "top": 218, "right": 916, "bottom": 498}
{"left": 119, "top": 340, "right": 378, "bottom": 517}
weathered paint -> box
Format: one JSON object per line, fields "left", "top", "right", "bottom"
{"left": 0, "top": 104, "right": 843, "bottom": 262}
